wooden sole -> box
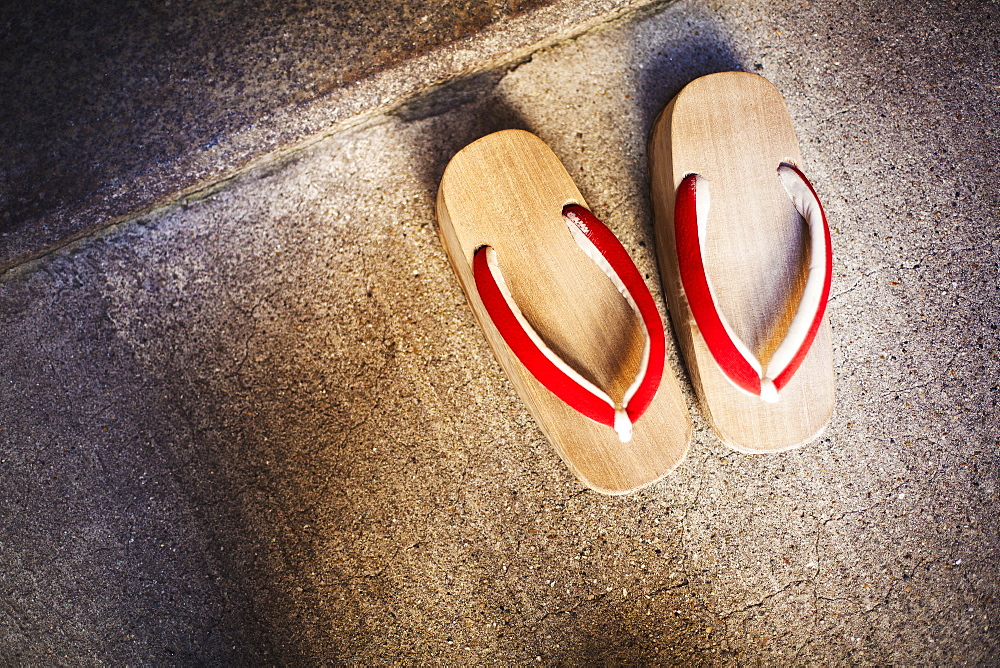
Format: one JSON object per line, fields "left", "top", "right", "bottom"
{"left": 648, "top": 73, "right": 834, "bottom": 453}
{"left": 437, "top": 129, "right": 691, "bottom": 494}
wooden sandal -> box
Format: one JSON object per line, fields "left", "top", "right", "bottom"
{"left": 648, "top": 72, "right": 835, "bottom": 453}
{"left": 437, "top": 129, "right": 690, "bottom": 494}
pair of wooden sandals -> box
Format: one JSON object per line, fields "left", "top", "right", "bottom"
{"left": 437, "top": 72, "right": 834, "bottom": 494}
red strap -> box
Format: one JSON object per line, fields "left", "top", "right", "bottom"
{"left": 674, "top": 164, "right": 832, "bottom": 401}
{"left": 675, "top": 175, "right": 762, "bottom": 396}
{"left": 563, "top": 205, "right": 665, "bottom": 424}
{"left": 473, "top": 205, "right": 665, "bottom": 441}
{"left": 770, "top": 164, "right": 833, "bottom": 392}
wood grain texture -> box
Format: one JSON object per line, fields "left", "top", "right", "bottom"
{"left": 648, "top": 72, "right": 834, "bottom": 453}
{"left": 437, "top": 129, "right": 690, "bottom": 494}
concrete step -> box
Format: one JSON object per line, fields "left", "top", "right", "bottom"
{"left": 0, "top": 0, "right": 659, "bottom": 271}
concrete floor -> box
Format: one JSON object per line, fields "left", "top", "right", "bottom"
{"left": 1, "top": 0, "right": 999, "bottom": 663}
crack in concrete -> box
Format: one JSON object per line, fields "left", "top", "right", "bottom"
{"left": 830, "top": 266, "right": 885, "bottom": 301}
{"left": 724, "top": 577, "right": 810, "bottom": 620}
{"left": 650, "top": 577, "right": 691, "bottom": 598}
{"left": 671, "top": 453, "right": 722, "bottom": 625}
{"left": 227, "top": 288, "right": 283, "bottom": 383}
{"left": 710, "top": 480, "right": 910, "bottom": 634}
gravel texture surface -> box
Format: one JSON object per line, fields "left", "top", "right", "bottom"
{"left": 1, "top": 0, "right": 998, "bottom": 663}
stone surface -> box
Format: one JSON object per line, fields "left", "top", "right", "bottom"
{"left": 1, "top": 0, "right": 998, "bottom": 663}
{"left": 0, "top": 0, "right": 655, "bottom": 271}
